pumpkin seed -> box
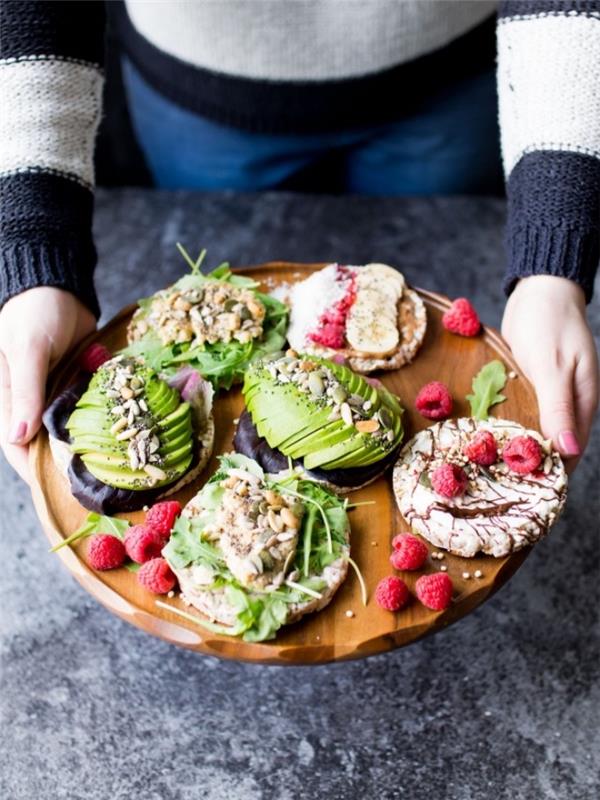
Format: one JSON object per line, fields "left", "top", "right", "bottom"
{"left": 308, "top": 372, "right": 325, "bottom": 397}
{"left": 378, "top": 407, "right": 393, "bottom": 428}
{"left": 332, "top": 385, "right": 347, "bottom": 404}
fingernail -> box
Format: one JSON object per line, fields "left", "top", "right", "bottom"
{"left": 9, "top": 420, "right": 27, "bottom": 445}
{"left": 558, "top": 430, "right": 581, "bottom": 456}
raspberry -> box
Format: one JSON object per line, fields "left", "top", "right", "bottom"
{"left": 78, "top": 343, "right": 112, "bottom": 373}
{"left": 145, "top": 500, "right": 182, "bottom": 540}
{"left": 87, "top": 534, "right": 126, "bottom": 570}
{"left": 124, "top": 524, "right": 164, "bottom": 564}
{"left": 415, "top": 573, "right": 453, "bottom": 611}
{"left": 374, "top": 576, "right": 410, "bottom": 611}
{"left": 502, "top": 435, "right": 543, "bottom": 474}
{"left": 464, "top": 430, "right": 498, "bottom": 466}
{"left": 430, "top": 463, "right": 468, "bottom": 498}
{"left": 137, "top": 558, "right": 177, "bottom": 594}
{"left": 415, "top": 381, "right": 453, "bottom": 420}
{"left": 390, "top": 533, "right": 429, "bottom": 570}
{"left": 442, "top": 298, "right": 481, "bottom": 337}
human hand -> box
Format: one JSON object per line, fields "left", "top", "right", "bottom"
{"left": 502, "top": 275, "right": 599, "bottom": 471}
{"left": 0, "top": 287, "right": 96, "bottom": 483}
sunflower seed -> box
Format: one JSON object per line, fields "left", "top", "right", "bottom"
{"left": 110, "top": 405, "right": 125, "bottom": 416}
{"left": 268, "top": 509, "right": 284, "bottom": 533}
{"left": 116, "top": 427, "right": 138, "bottom": 441}
{"left": 543, "top": 456, "right": 553, "bottom": 474}
{"left": 308, "top": 372, "right": 325, "bottom": 397}
{"left": 269, "top": 546, "right": 281, "bottom": 560}
{"left": 277, "top": 531, "right": 295, "bottom": 542}
{"left": 110, "top": 417, "right": 128, "bottom": 435}
{"left": 144, "top": 464, "right": 166, "bottom": 481}
{"left": 340, "top": 402, "right": 353, "bottom": 426}
{"left": 139, "top": 398, "right": 148, "bottom": 412}
{"left": 120, "top": 386, "right": 134, "bottom": 400}
{"left": 280, "top": 507, "right": 299, "bottom": 528}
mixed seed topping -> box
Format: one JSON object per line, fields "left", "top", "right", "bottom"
{"left": 101, "top": 356, "right": 167, "bottom": 482}
{"left": 129, "top": 282, "right": 266, "bottom": 347}
{"left": 265, "top": 350, "right": 397, "bottom": 445}
{"left": 201, "top": 467, "right": 304, "bottom": 592}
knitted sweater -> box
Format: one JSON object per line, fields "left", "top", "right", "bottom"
{"left": 1, "top": 1, "right": 598, "bottom": 318}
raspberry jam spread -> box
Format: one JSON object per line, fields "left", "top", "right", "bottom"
{"left": 307, "top": 265, "right": 356, "bottom": 349}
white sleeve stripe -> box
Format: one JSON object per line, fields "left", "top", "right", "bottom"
{"left": 497, "top": 14, "right": 600, "bottom": 177}
{"left": 0, "top": 59, "right": 103, "bottom": 189}
{"left": 0, "top": 54, "right": 103, "bottom": 71}
{"left": 498, "top": 10, "right": 600, "bottom": 24}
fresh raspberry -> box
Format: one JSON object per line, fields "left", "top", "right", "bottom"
{"left": 430, "top": 463, "right": 468, "bottom": 498}
{"left": 145, "top": 500, "right": 182, "bottom": 540}
{"left": 442, "top": 298, "right": 481, "bottom": 337}
{"left": 415, "top": 381, "right": 453, "bottom": 420}
{"left": 137, "top": 557, "right": 177, "bottom": 594}
{"left": 415, "top": 573, "right": 453, "bottom": 611}
{"left": 374, "top": 576, "right": 410, "bottom": 611}
{"left": 502, "top": 435, "right": 543, "bottom": 474}
{"left": 87, "top": 534, "right": 126, "bottom": 570}
{"left": 464, "top": 430, "right": 498, "bottom": 466}
{"left": 124, "top": 524, "right": 164, "bottom": 564}
{"left": 390, "top": 533, "right": 429, "bottom": 571}
{"left": 78, "top": 343, "right": 112, "bottom": 373}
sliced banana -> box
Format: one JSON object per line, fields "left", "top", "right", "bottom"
{"left": 356, "top": 263, "right": 405, "bottom": 299}
{"left": 346, "top": 289, "right": 399, "bottom": 356}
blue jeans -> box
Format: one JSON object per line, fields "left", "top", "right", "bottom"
{"left": 122, "top": 59, "right": 502, "bottom": 195}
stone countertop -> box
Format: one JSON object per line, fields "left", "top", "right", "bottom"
{"left": 1, "top": 190, "right": 598, "bottom": 800}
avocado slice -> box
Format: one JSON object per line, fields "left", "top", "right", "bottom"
{"left": 66, "top": 357, "right": 195, "bottom": 490}
{"left": 243, "top": 354, "right": 403, "bottom": 472}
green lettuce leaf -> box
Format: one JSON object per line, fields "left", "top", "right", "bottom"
{"left": 467, "top": 360, "right": 507, "bottom": 419}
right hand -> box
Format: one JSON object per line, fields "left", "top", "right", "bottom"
{"left": 0, "top": 287, "right": 96, "bottom": 483}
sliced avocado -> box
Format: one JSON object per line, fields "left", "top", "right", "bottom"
{"left": 243, "top": 354, "right": 404, "bottom": 473}
{"left": 67, "top": 357, "right": 195, "bottom": 491}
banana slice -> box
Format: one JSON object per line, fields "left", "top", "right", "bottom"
{"left": 356, "top": 263, "right": 405, "bottom": 299}
{"left": 345, "top": 288, "right": 399, "bottom": 356}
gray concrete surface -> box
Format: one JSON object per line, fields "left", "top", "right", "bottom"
{"left": 1, "top": 190, "right": 598, "bottom": 800}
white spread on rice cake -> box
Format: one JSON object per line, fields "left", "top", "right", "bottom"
{"left": 392, "top": 418, "right": 567, "bottom": 558}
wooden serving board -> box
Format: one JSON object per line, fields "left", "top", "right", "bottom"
{"left": 29, "top": 263, "right": 537, "bottom": 664}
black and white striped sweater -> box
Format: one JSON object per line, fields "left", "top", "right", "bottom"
{"left": 1, "top": 1, "right": 599, "bottom": 317}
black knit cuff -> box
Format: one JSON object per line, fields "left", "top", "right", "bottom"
{"left": 503, "top": 224, "right": 598, "bottom": 302}
{"left": 0, "top": 171, "right": 100, "bottom": 318}
{"left": 504, "top": 151, "right": 600, "bottom": 303}
{"left": 0, "top": 240, "right": 100, "bottom": 319}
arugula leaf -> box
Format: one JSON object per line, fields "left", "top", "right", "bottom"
{"left": 162, "top": 515, "right": 226, "bottom": 571}
{"left": 467, "top": 359, "right": 507, "bottom": 420}
{"left": 218, "top": 452, "right": 265, "bottom": 479}
{"left": 50, "top": 512, "right": 130, "bottom": 553}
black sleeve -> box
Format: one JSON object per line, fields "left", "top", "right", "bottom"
{"left": 0, "top": 1, "right": 106, "bottom": 317}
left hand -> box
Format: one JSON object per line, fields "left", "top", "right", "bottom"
{"left": 502, "top": 275, "right": 599, "bottom": 472}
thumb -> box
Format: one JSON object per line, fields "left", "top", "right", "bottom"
{"left": 532, "top": 362, "right": 581, "bottom": 458}
{"left": 6, "top": 338, "right": 50, "bottom": 445}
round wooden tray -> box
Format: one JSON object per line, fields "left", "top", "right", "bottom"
{"left": 30, "top": 262, "right": 537, "bottom": 664}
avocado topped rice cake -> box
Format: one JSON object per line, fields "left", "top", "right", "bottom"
{"left": 43, "top": 356, "right": 215, "bottom": 514}
{"left": 283, "top": 263, "right": 427, "bottom": 373}
{"left": 162, "top": 453, "right": 351, "bottom": 642}
{"left": 234, "top": 352, "right": 404, "bottom": 492}
{"left": 393, "top": 418, "right": 568, "bottom": 558}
